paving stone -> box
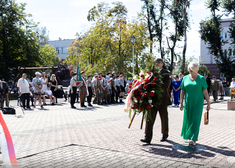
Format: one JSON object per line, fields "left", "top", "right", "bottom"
{"left": 0, "top": 97, "right": 233, "bottom": 168}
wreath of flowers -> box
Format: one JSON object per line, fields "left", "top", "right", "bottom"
{"left": 125, "top": 65, "right": 163, "bottom": 121}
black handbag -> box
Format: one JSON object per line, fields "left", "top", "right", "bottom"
{"left": 1, "top": 107, "right": 16, "bottom": 115}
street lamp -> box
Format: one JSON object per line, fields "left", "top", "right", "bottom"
{"left": 131, "top": 35, "right": 136, "bottom": 76}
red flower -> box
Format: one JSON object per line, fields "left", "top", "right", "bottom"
{"left": 143, "top": 93, "right": 148, "bottom": 97}
{"left": 137, "top": 96, "right": 141, "bottom": 101}
{"left": 134, "top": 90, "right": 138, "bottom": 95}
{"left": 145, "top": 79, "right": 150, "bottom": 83}
{"left": 143, "top": 84, "right": 148, "bottom": 89}
{"left": 128, "top": 90, "right": 130, "bottom": 93}
{"left": 154, "top": 77, "right": 158, "bottom": 80}
{"left": 130, "top": 82, "right": 132, "bottom": 85}
{"left": 138, "top": 86, "right": 142, "bottom": 90}
{"left": 151, "top": 81, "right": 155, "bottom": 86}
{"left": 149, "top": 92, "right": 154, "bottom": 97}
{"left": 129, "top": 84, "right": 132, "bottom": 89}
{"left": 140, "top": 107, "right": 144, "bottom": 111}
{"left": 134, "top": 80, "right": 137, "bottom": 83}
{"left": 139, "top": 91, "right": 143, "bottom": 95}
{"left": 134, "top": 103, "right": 137, "bottom": 107}
{"left": 147, "top": 105, "right": 151, "bottom": 109}
{"left": 140, "top": 74, "right": 145, "bottom": 78}
{"left": 131, "top": 106, "right": 134, "bottom": 109}
{"left": 147, "top": 71, "right": 151, "bottom": 74}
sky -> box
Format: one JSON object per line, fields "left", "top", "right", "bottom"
{"left": 15, "top": 0, "right": 230, "bottom": 59}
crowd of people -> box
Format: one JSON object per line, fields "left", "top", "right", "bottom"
{"left": 16, "top": 72, "right": 66, "bottom": 110}
{"left": 69, "top": 71, "right": 127, "bottom": 109}
{"left": 169, "top": 73, "right": 235, "bottom": 107}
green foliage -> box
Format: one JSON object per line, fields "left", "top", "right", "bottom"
{"left": 66, "top": 2, "right": 149, "bottom": 76}
{"left": 200, "top": 0, "right": 235, "bottom": 80}
{"left": 222, "top": 0, "right": 235, "bottom": 45}
{"left": 39, "top": 44, "right": 59, "bottom": 67}
{"left": 198, "top": 65, "right": 208, "bottom": 76}
{"left": 0, "top": 0, "right": 41, "bottom": 81}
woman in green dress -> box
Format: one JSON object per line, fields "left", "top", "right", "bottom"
{"left": 179, "top": 62, "right": 210, "bottom": 147}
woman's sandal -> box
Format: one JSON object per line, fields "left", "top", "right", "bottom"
{"left": 189, "top": 141, "right": 197, "bottom": 147}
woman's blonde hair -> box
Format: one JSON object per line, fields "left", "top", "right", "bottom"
{"left": 50, "top": 74, "right": 57, "bottom": 82}
{"left": 188, "top": 62, "right": 199, "bottom": 73}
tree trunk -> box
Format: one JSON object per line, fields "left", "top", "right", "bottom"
{"left": 181, "top": 3, "right": 187, "bottom": 75}
{"left": 145, "top": 1, "right": 153, "bottom": 54}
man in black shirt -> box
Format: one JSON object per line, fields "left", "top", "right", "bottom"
{"left": 204, "top": 74, "right": 211, "bottom": 95}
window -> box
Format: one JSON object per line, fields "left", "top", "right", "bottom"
{"left": 56, "top": 47, "right": 60, "bottom": 54}
{"left": 62, "top": 47, "right": 67, "bottom": 54}
{"left": 221, "top": 33, "right": 224, "bottom": 39}
{"left": 225, "top": 32, "right": 227, "bottom": 39}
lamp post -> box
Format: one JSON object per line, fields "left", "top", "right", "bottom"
{"left": 131, "top": 35, "right": 136, "bottom": 76}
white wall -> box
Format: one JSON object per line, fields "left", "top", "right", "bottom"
{"left": 47, "top": 39, "right": 75, "bottom": 59}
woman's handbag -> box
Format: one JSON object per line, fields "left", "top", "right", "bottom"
{"left": 204, "top": 111, "right": 209, "bottom": 125}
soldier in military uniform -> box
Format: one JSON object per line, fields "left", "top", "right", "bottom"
{"left": 70, "top": 73, "right": 77, "bottom": 109}
{"left": 95, "top": 77, "right": 102, "bottom": 105}
{"left": 210, "top": 75, "right": 219, "bottom": 102}
{"left": 106, "top": 80, "right": 112, "bottom": 103}
{"left": 79, "top": 71, "right": 87, "bottom": 107}
{"left": 115, "top": 75, "right": 121, "bottom": 103}
{"left": 86, "top": 75, "right": 93, "bottom": 107}
{"left": 101, "top": 74, "right": 108, "bottom": 104}
{"left": 111, "top": 74, "right": 116, "bottom": 103}
{"left": 141, "top": 58, "right": 172, "bottom": 144}
{"left": 119, "top": 74, "right": 125, "bottom": 103}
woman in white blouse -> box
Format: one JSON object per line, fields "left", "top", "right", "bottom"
{"left": 41, "top": 72, "right": 48, "bottom": 93}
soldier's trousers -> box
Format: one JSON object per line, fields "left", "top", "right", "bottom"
{"left": 79, "top": 86, "right": 86, "bottom": 106}
{"left": 145, "top": 106, "right": 169, "bottom": 142}
{"left": 102, "top": 89, "right": 107, "bottom": 102}
{"left": 111, "top": 87, "right": 115, "bottom": 102}
{"left": 87, "top": 87, "right": 92, "bottom": 104}
{"left": 212, "top": 91, "right": 217, "bottom": 101}
{"left": 70, "top": 87, "right": 77, "bottom": 107}
{"left": 115, "top": 86, "right": 120, "bottom": 102}
{"left": 96, "top": 90, "right": 101, "bottom": 104}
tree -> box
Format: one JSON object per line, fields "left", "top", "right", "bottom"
{"left": 222, "top": 0, "right": 235, "bottom": 45}
{"left": 66, "top": 2, "right": 149, "bottom": 75}
{"left": 166, "top": 0, "right": 184, "bottom": 72}
{"left": 39, "top": 44, "right": 59, "bottom": 67}
{"left": 180, "top": 0, "right": 190, "bottom": 75}
{"left": 200, "top": 0, "right": 235, "bottom": 80}
{"left": 0, "top": 0, "right": 41, "bottom": 81}
{"left": 36, "top": 26, "right": 50, "bottom": 45}
{"left": 141, "top": 0, "right": 166, "bottom": 58}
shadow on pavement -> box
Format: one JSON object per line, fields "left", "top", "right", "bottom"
{"left": 141, "top": 139, "right": 235, "bottom": 159}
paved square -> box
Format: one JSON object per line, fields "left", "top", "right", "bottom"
{"left": 1, "top": 98, "right": 235, "bottom": 168}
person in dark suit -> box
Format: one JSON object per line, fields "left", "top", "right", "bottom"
{"left": 86, "top": 75, "right": 93, "bottom": 107}
{"left": 70, "top": 73, "right": 77, "bottom": 108}
{"left": 0, "top": 80, "right": 9, "bottom": 108}
{"left": 141, "top": 58, "right": 172, "bottom": 144}
{"left": 79, "top": 71, "right": 87, "bottom": 107}
{"left": 204, "top": 74, "right": 211, "bottom": 95}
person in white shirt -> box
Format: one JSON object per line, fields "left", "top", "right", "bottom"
{"left": 41, "top": 72, "right": 48, "bottom": 93}
{"left": 45, "top": 85, "right": 55, "bottom": 105}
{"left": 33, "top": 72, "right": 43, "bottom": 109}
{"left": 17, "top": 73, "right": 31, "bottom": 109}
{"left": 230, "top": 78, "right": 235, "bottom": 99}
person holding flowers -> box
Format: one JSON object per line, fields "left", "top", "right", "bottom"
{"left": 140, "top": 58, "right": 172, "bottom": 144}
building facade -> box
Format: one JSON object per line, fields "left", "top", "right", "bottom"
{"left": 47, "top": 39, "right": 75, "bottom": 60}
{"left": 200, "top": 19, "right": 235, "bottom": 78}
